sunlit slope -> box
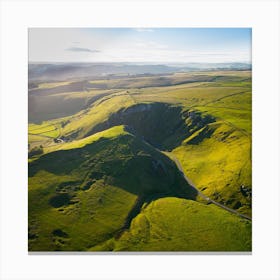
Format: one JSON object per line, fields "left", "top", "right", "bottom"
{"left": 43, "top": 125, "right": 127, "bottom": 153}
{"left": 29, "top": 78, "right": 252, "bottom": 216}
{"left": 28, "top": 71, "right": 252, "bottom": 251}
{"left": 28, "top": 126, "right": 197, "bottom": 251}
{"left": 61, "top": 93, "right": 136, "bottom": 140}
{"left": 33, "top": 71, "right": 251, "bottom": 141}
{"left": 59, "top": 83, "right": 250, "bottom": 141}
{"left": 170, "top": 88, "right": 252, "bottom": 216}
{"left": 173, "top": 122, "right": 251, "bottom": 216}
{"left": 92, "top": 197, "right": 251, "bottom": 252}
{"left": 195, "top": 90, "right": 252, "bottom": 133}
{"left": 28, "top": 78, "right": 130, "bottom": 123}
{"left": 58, "top": 94, "right": 251, "bottom": 216}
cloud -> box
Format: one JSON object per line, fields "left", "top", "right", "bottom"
{"left": 134, "top": 41, "right": 168, "bottom": 50}
{"left": 134, "top": 28, "right": 154, "bottom": 33}
{"left": 65, "top": 47, "right": 100, "bottom": 53}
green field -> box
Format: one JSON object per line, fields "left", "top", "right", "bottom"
{"left": 100, "top": 197, "right": 251, "bottom": 252}
{"left": 28, "top": 70, "right": 252, "bottom": 251}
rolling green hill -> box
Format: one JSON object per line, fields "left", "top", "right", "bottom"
{"left": 29, "top": 126, "right": 197, "bottom": 251}
{"left": 173, "top": 121, "right": 251, "bottom": 216}
{"left": 93, "top": 197, "right": 251, "bottom": 252}
{"left": 28, "top": 70, "right": 252, "bottom": 251}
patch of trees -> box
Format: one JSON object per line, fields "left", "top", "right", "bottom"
{"left": 61, "top": 120, "right": 70, "bottom": 128}
{"left": 28, "top": 145, "right": 43, "bottom": 157}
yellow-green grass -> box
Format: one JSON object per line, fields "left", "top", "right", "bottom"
{"left": 30, "top": 71, "right": 251, "bottom": 143}
{"left": 28, "top": 132, "right": 140, "bottom": 251}
{"left": 44, "top": 125, "right": 128, "bottom": 154}
{"left": 92, "top": 197, "right": 251, "bottom": 252}
{"left": 29, "top": 123, "right": 60, "bottom": 138}
{"left": 29, "top": 71, "right": 251, "bottom": 123}
{"left": 29, "top": 93, "right": 89, "bottom": 123}
{"left": 29, "top": 89, "right": 117, "bottom": 123}
{"left": 33, "top": 74, "right": 252, "bottom": 208}
{"left": 135, "top": 86, "right": 248, "bottom": 108}
{"left": 36, "top": 81, "right": 72, "bottom": 89}
{"left": 172, "top": 122, "right": 251, "bottom": 216}
{"left": 201, "top": 81, "right": 251, "bottom": 88}
{"left": 29, "top": 170, "right": 137, "bottom": 251}
{"left": 196, "top": 106, "right": 251, "bottom": 134}
{"left": 88, "top": 71, "right": 251, "bottom": 90}
{"left": 190, "top": 70, "right": 251, "bottom": 77}
{"left": 28, "top": 118, "right": 76, "bottom": 150}
{"left": 28, "top": 134, "right": 50, "bottom": 143}
{"left": 194, "top": 90, "right": 252, "bottom": 133}
{"left": 88, "top": 74, "right": 203, "bottom": 89}
{"left": 28, "top": 70, "right": 252, "bottom": 251}
{"left": 61, "top": 94, "right": 136, "bottom": 139}
{"left": 59, "top": 85, "right": 250, "bottom": 141}
{"left": 29, "top": 129, "right": 196, "bottom": 251}
{"left": 202, "top": 90, "right": 251, "bottom": 111}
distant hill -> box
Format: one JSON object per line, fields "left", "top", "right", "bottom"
{"left": 28, "top": 62, "right": 251, "bottom": 81}
{"left": 28, "top": 70, "right": 252, "bottom": 251}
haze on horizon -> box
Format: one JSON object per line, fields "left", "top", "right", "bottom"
{"left": 29, "top": 28, "right": 251, "bottom": 64}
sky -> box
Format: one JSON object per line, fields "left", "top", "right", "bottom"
{"left": 29, "top": 28, "right": 251, "bottom": 63}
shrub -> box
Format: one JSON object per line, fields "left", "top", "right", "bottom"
{"left": 28, "top": 146, "right": 43, "bottom": 157}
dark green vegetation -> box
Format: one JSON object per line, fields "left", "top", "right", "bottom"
{"left": 28, "top": 69, "right": 252, "bottom": 251}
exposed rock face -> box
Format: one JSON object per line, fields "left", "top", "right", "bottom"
{"left": 122, "top": 103, "right": 152, "bottom": 114}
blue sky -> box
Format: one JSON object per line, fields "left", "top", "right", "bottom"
{"left": 29, "top": 28, "right": 251, "bottom": 63}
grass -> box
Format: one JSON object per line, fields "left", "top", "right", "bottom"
{"left": 36, "top": 81, "right": 72, "bottom": 89}
{"left": 29, "top": 123, "right": 60, "bottom": 138}
{"left": 60, "top": 93, "right": 136, "bottom": 139}
{"left": 28, "top": 134, "right": 51, "bottom": 143}
{"left": 29, "top": 173, "right": 137, "bottom": 251}
{"left": 28, "top": 70, "right": 252, "bottom": 251}
{"left": 87, "top": 71, "right": 251, "bottom": 90}
{"left": 29, "top": 88, "right": 118, "bottom": 123}
{"left": 92, "top": 197, "right": 251, "bottom": 252}
{"left": 43, "top": 125, "right": 128, "bottom": 154}
{"left": 28, "top": 132, "right": 139, "bottom": 251}
{"left": 134, "top": 86, "right": 247, "bottom": 108}
{"left": 29, "top": 127, "right": 197, "bottom": 251}
{"left": 29, "top": 72, "right": 251, "bottom": 142}
{"left": 194, "top": 90, "right": 252, "bottom": 133}
{"left": 196, "top": 106, "right": 251, "bottom": 133}
{"left": 172, "top": 121, "right": 251, "bottom": 216}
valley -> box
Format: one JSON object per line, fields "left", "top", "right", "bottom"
{"left": 28, "top": 67, "right": 252, "bottom": 252}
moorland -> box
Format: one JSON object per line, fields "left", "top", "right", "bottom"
{"left": 28, "top": 63, "right": 252, "bottom": 251}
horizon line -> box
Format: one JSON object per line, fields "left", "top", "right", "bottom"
{"left": 28, "top": 61, "right": 252, "bottom": 64}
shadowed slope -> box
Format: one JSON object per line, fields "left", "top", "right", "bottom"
{"left": 85, "top": 103, "right": 215, "bottom": 150}
{"left": 28, "top": 126, "right": 197, "bottom": 251}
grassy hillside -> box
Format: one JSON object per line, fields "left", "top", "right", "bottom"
{"left": 29, "top": 126, "right": 197, "bottom": 251}
{"left": 173, "top": 122, "right": 251, "bottom": 216}
{"left": 43, "top": 125, "right": 127, "bottom": 153}
{"left": 92, "top": 197, "right": 251, "bottom": 252}
{"left": 28, "top": 70, "right": 252, "bottom": 251}
{"left": 29, "top": 87, "right": 118, "bottom": 123}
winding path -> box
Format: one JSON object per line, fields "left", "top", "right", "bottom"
{"left": 172, "top": 155, "right": 252, "bottom": 221}
{"left": 140, "top": 137, "right": 251, "bottom": 221}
